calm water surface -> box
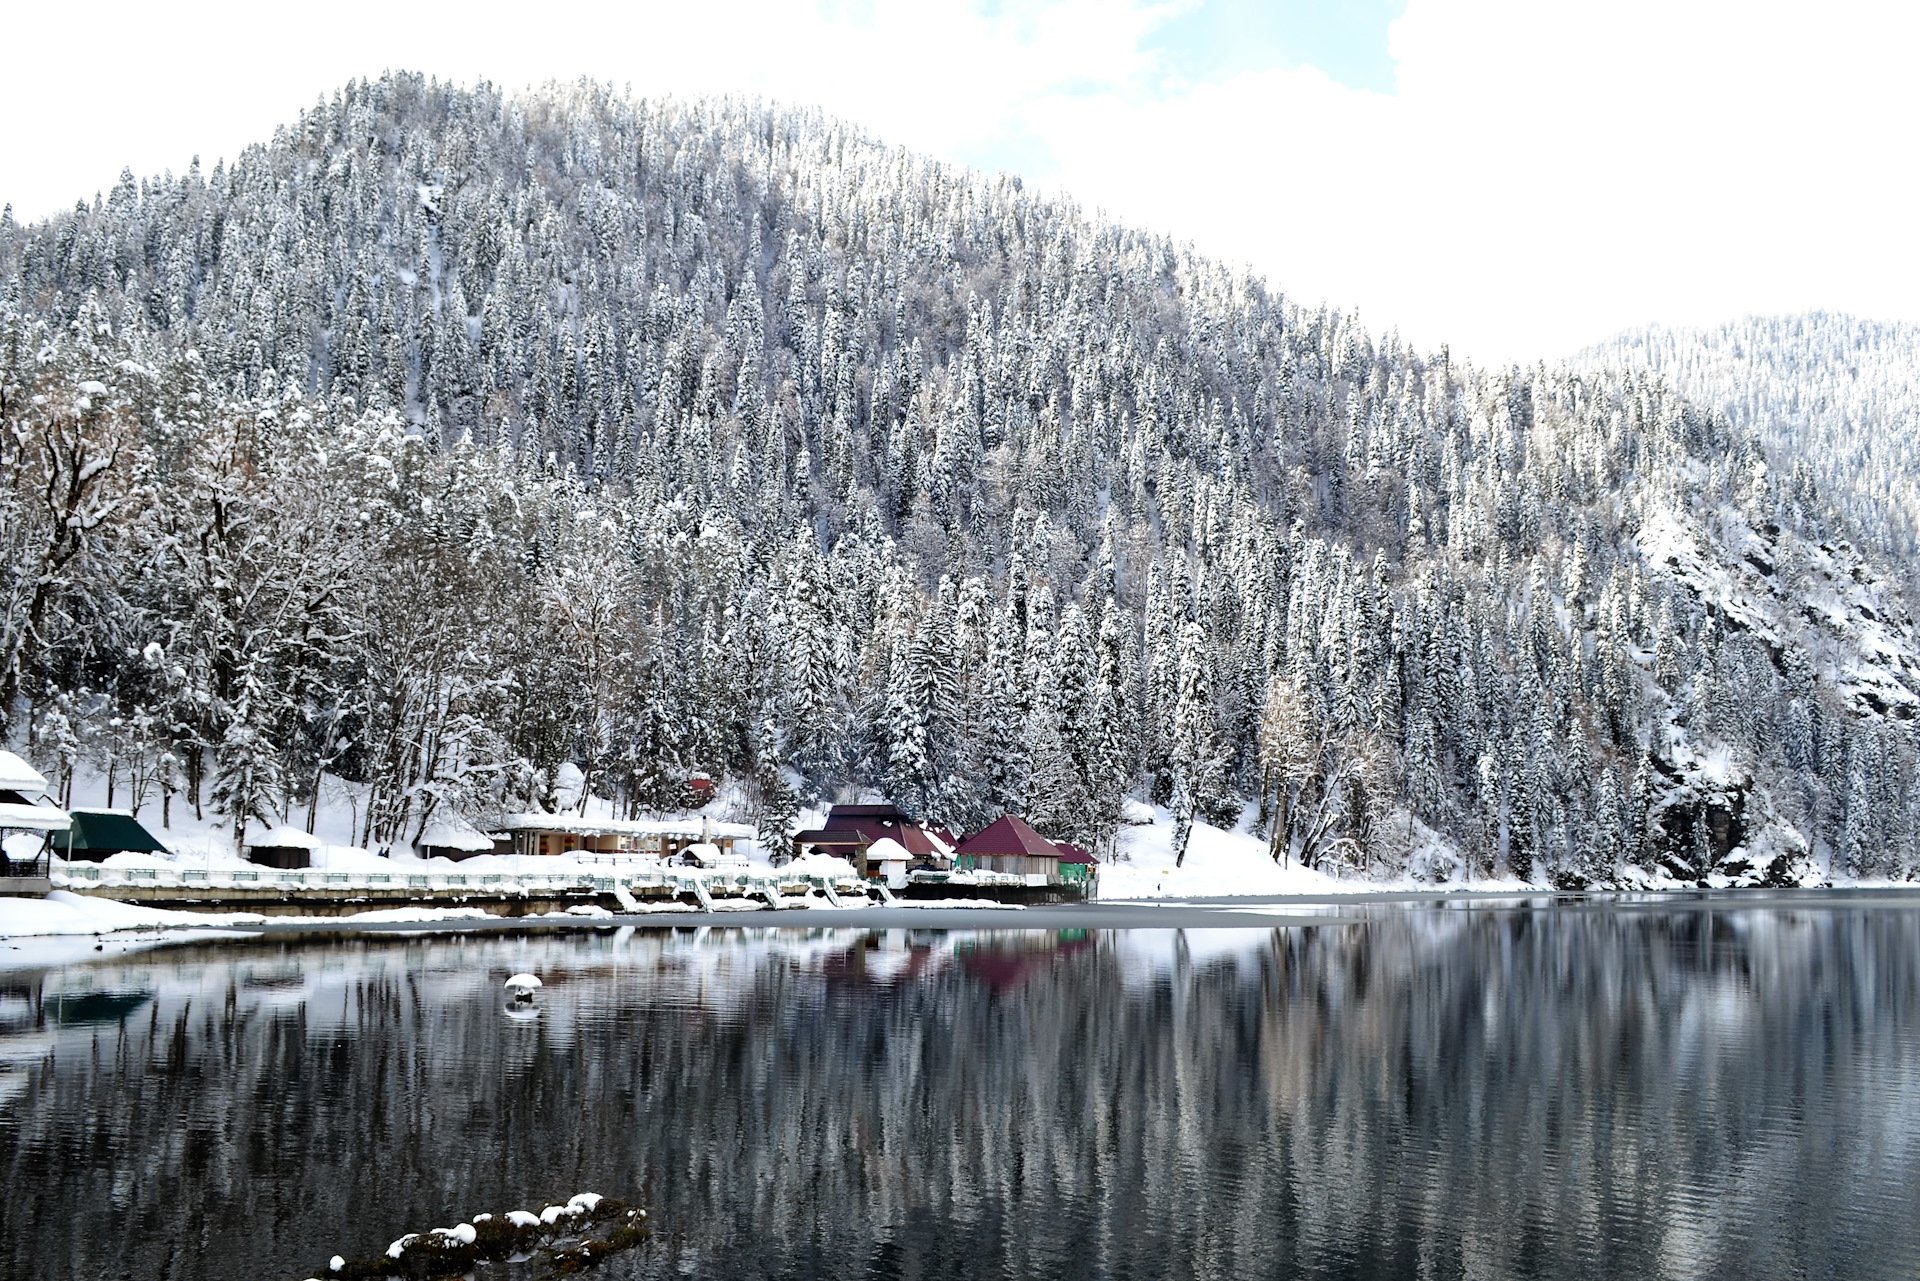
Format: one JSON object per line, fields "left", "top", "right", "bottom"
{"left": 3, "top": 898, "right": 1920, "bottom": 1280}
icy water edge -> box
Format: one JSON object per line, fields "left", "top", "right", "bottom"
{"left": 3, "top": 895, "right": 1920, "bottom": 1280}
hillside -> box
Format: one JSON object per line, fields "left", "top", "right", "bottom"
{"left": 1, "top": 73, "right": 1915, "bottom": 884}
{"left": 1579, "top": 313, "right": 1920, "bottom": 559}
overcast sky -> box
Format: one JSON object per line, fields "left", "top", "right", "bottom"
{"left": 4, "top": 0, "right": 1916, "bottom": 363}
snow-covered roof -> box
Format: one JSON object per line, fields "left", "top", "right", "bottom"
{"left": 418, "top": 812, "right": 496, "bottom": 852}
{"left": 251, "top": 824, "right": 323, "bottom": 850}
{"left": 0, "top": 801, "right": 70, "bottom": 831}
{"left": 0, "top": 751, "right": 50, "bottom": 798}
{"left": 786, "top": 851, "right": 859, "bottom": 879}
{"left": 479, "top": 811, "right": 753, "bottom": 839}
{"left": 866, "top": 836, "right": 911, "bottom": 864}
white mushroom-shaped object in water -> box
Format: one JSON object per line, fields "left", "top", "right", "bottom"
{"left": 504, "top": 972, "right": 543, "bottom": 1002}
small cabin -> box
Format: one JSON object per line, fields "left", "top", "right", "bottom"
{"left": 417, "top": 812, "right": 496, "bottom": 862}
{"left": 247, "top": 825, "right": 323, "bottom": 870}
{"left": 61, "top": 808, "right": 169, "bottom": 863}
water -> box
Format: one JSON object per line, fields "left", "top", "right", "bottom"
{"left": 4, "top": 895, "right": 1920, "bottom": 1280}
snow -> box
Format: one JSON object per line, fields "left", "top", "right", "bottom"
{"left": 336, "top": 906, "right": 492, "bottom": 924}
{"left": 681, "top": 841, "right": 745, "bottom": 866}
{"left": 866, "top": 836, "right": 909, "bottom": 863}
{"left": 1097, "top": 807, "right": 1355, "bottom": 899}
{"left": 0, "top": 750, "right": 50, "bottom": 796}
{"left": 505, "top": 1210, "right": 541, "bottom": 1229}
{"left": 0, "top": 890, "right": 266, "bottom": 937}
{"left": 785, "top": 851, "right": 860, "bottom": 879}
{"left": 417, "top": 812, "right": 494, "bottom": 853}
{"left": 504, "top": 972, "right": 542, "bottom": 991}
{"left": 0, "top": 801, "right": 68, "bottom": 831}
{"left": 251, "top": 824, "right": 323, "bottom": 851}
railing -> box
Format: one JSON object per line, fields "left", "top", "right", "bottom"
{"left": 50, "top": 859, "right": 877, "bottom": 908}
{"left": 52, "top": 862, "right": 620, "bottom": 897}
{"left": 0, "top": 848, "right": 50, "bottom": 880}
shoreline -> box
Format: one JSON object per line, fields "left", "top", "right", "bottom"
{"left": 92, "top": 883, "right": 1920, "bottom": 935}
{"left": 7, "top": 886, "right": 1920, "bottom": 964}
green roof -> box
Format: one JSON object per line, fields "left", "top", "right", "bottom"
{"left": 66, "top": 809, "right": 169, "bottom": 854}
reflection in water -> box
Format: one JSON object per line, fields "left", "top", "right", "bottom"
{"left": 2, "top": 905, "right": 1919, "bottom": 1280}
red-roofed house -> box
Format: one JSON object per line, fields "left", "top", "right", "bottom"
{"left": 953, "top": 815, "right": 1063, "bottom": 881}
{"left": 793, "top": 803, "right": 953, "bottom": 879}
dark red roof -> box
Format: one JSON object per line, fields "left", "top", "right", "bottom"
{"left": 956, "top": 815, "right": 1060, "bottom": 860}
{"left": 799, "top": 804, "right": 950, "bottom": 858}
{"left": 1055, "top": 842, "right": 1096, "bottom": 865}
{"left": 828, "top": 804, "right": 909, "bottom": 821}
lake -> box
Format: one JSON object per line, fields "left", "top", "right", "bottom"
{"left": 4, "top": 894, "right": 1920, "bottom": 1280}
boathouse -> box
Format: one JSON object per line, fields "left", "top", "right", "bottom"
{"left": 247, "top": 825, "right": 323, "bottom": 870}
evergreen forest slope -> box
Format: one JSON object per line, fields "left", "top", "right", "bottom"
{"left": 2, "top": 73, "right": 1915, "bottom": 883}
{"left": 1580, "top": 313, "right": 1920, "bottom": 560}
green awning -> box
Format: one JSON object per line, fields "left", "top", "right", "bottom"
{"left": 66, "top": 809, "right": 169, "bottom": 854}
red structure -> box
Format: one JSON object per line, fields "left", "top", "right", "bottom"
{"left": 793, "top": 803, "right": 952, "bottom": 877}
{"left": 953, "top": 815, "right": 1064, "bottom": 879}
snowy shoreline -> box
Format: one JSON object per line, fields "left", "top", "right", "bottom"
{"left": 7, "top": 883, "right": 1920, "bottom": 964}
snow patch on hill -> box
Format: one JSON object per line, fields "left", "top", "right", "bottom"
{"left": 1639, "top": 502, "right": 1920, "bottom": 720}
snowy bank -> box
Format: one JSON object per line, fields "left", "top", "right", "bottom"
{"left": 0, "top": 889, "right": 267, "bottom": 938}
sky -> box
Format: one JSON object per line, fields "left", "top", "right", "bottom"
{"left": 3, "top": 0, "right": 1917, "bottom": 363}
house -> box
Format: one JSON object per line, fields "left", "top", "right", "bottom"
{"left": 0, "top": 750, "right": 68, "bottom": 889}
{"left": 953, "top": 815, "right": 1064, "bottom": 881}
{"left": 60, "top": 809, "right": 169, "bottom": 862}
{"left": 417, "top": 812, "right": 497, "bottom": 862}
{"left": 792, "top": 803, "right": 951, "bottom": 879}
{"left": 247, "top": 825, "right": 323, "bottom": 870}
{"left": 476, "top": 812, "right": 750, "bottom": 860}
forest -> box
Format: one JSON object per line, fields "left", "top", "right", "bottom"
{"left": 2, "top": 73, "right": 1916, "bottom": 882}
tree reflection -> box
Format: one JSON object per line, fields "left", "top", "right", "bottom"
{"left": 1, "top": 906, "right": 1918, "bottom": 1280}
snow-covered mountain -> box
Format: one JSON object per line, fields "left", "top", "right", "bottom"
{"left": 1, "top": 73, "right": 1914, "bottom": 885}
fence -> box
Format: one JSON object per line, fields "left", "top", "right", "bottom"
{"left": 50, "top": 859, "right": 870, "bottom": 906}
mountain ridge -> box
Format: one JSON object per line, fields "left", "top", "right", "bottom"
{"left": 1, "top": 72, "right": 1914, "bottom": 884}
